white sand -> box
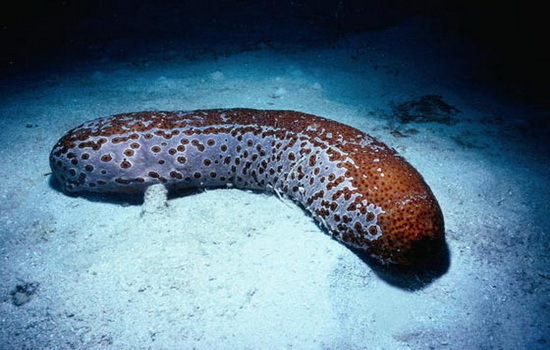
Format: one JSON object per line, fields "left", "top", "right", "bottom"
{"left": 0, "top": 14, "right": 548, "bottom": 349}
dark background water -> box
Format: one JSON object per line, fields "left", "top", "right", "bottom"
{"left": 2, "top": 0, "right": 548, "bottom": 109}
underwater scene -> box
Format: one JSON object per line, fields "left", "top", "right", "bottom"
{"left": 1, "top": 1, "right": 548, "bottom": 349}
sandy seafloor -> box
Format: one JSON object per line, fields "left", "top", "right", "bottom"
{"left": 0, "top": 13, "right": 549, "bottom": 350}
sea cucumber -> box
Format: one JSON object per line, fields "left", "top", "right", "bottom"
{"left": 50, "top": 108, "right": 444, "bottom": 264}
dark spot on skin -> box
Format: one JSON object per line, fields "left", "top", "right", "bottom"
{"left": 170, "top": 171, "right": 183, "bottom": 179}
{"left": 368, "top": 226, "right": 377, "bottom": 235}
{"left": 367, "top": 212, "right": 375, "bottom": 221}
{"left": 191, "top": 140, "right": 205, "bottom": 152}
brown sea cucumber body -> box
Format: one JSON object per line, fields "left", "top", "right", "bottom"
{"left": 50, "top": 109, "right": 444, "bottom": 264}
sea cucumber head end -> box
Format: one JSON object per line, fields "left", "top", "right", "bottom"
{"left": 376, "top": 193, "right": 445, "bottom": 265}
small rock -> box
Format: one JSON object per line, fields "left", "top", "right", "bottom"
{"left": 10, "top": 282, "right": 40, "bottom": 306}
{"left": 209, "top": 71, "right": 224, "bottom": 81}
{"left": 270, "top": 87, "right": 287, "bottom": 99}
{"left": 391, "top": 95, "right": 460, "bottom": 124}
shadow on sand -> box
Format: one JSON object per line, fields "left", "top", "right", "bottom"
{"left": 351, "top": 240, "right": 450, "bottom": 291}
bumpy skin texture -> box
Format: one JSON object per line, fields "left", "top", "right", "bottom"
{"left": 50, "top": 109, "right": 444, "bottom": 264}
